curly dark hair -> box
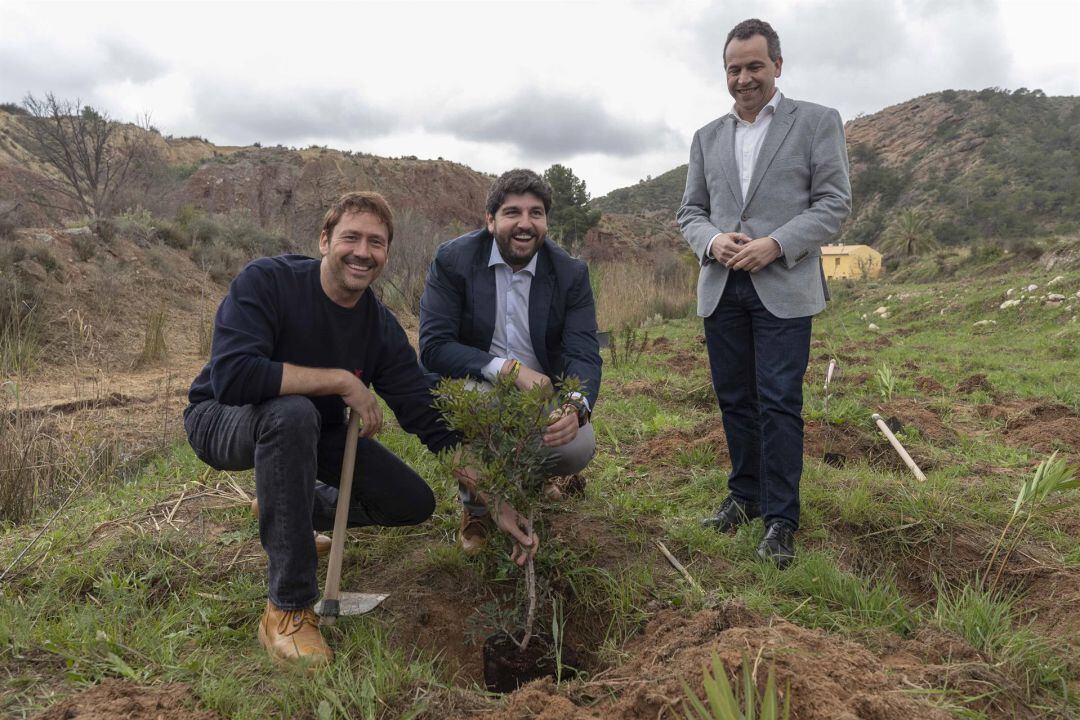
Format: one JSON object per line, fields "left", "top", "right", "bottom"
{"left": 485, "top": 169, "right": 553, "bottom": 217}
{"left": 724, "top": 18, "right": 781, "bottom": 63}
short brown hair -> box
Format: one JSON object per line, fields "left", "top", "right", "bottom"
{"left": 321, "top": 191, "right": 395, "bottom": 244}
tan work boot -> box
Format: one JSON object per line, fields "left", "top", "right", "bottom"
{"left": 258, "top": 600, "right": 333, "bottom": 666}
{"left": 459, "top": 508, "right": 493, "bottom": 556}
{"left": 250, "top": 498, "right": 332, "bottom": 557}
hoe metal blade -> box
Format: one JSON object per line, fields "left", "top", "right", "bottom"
{"left": 316, "top": 592, "right": 389, "bottom": 623}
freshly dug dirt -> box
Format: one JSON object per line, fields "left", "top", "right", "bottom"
{"left": 1002, "top": 403, "right": 1080, "bottom": 456}
{"left": 955, "top": 373, "right": 994, "bottom": 394}
{"left": 31, "top": 680, "right": 221, "bottom": 720}
{"left": 878, "top": 399, "right": 957, "bottom": 445}
{"left": 913, "top": 375, "right": 945, "bottom": 394}
{"left": 663, "top": 351, "right": 703, "bottom": 374}
{"left": 632, "top": 419, "right": 728, "bottom": 466}
{"left": 473, "top": 604, "right": 949, "bottom": 720}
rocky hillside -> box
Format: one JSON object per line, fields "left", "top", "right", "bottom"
{"left": 591, "top": 89, "right": 1080, "bottom": 250}
{"left": 0, "top": 108, "right": 491, "bottom": 238}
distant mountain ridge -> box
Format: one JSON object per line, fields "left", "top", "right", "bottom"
{"left": 0, "top": 109, "right": 491, "bottom": 237}
{"left": 591, "top": 89, "right": 1080, "bottom": 249}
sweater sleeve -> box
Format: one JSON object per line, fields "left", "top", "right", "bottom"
{"left": 208, "top": 262, "right": 285, "bottom": 406}
{"left": 372, "top": 307, "right": 460, "bottom": 454}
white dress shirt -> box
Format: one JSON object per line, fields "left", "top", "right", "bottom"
{"left": 480, "top": 240, "right": 542, "bottom": 382}
{"left": 707, "top": 89, "right": 785, "bottom": 261}
{"left": 730, "top": 89, "right": 783, "bottom": 199}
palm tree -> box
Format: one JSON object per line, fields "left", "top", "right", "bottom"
{"left": 879, "top": 209, "right": 940, "bottom": 257}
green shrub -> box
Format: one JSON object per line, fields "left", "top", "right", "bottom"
{"left": 190, "top": 239, "right": 248, "bottom": 283}
{"left": 72, "top": 233, "right": 97, "bottom": 261}
{"left": 90, "top": 218, "right": 116, "bottom": 244}
{"left": 114, "top": 209, "right": 160, "bottom": 246}
{"left": 156, "top": 222, "right": 187, "bottom": 250}
{"left": 29, "top": 246, "right": 59, "bottom": 274}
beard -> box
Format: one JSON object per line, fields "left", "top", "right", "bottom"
{"left": 494, "top": 228, "right": 542, "bottom": 269}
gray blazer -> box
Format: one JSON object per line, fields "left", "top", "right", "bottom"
{"left": 677, "top": 95, "right": 851, "bottom": 319}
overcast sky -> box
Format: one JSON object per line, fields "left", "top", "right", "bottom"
{"left": 2, "top": 0, "right": 1078, "bottom": 196}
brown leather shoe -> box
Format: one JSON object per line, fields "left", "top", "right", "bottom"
{"left": 543, "top": 474, "right": 587, "bottom": 501}
{"left": 460, "top": 508, "right": 493, "bottom": 556}
{"left": 258, "top": 601, "right": 333, "bottom": 666}
{"left": 250, "top": 498, "right": 332, "bottom": 557}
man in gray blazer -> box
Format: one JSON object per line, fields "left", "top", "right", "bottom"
{"left": 677, "top": 18, "right": 851, "bottom": 568}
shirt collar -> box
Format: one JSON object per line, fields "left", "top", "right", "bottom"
{"left": 488, "top": 238, "right": 539, "bottom": 275}
{"left": 727, "top": 88, "right": 782, "bottom": 124}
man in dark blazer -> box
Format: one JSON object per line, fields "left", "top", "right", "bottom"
{"left": 420, "top": 169, "right": 602, "bottom": 553}
{"left": 677, "top": 18, "right": 851, "bottom": 568}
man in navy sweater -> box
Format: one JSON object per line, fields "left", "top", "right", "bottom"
{"left": 185, "top": 192, "right": 538, "bottom": 667}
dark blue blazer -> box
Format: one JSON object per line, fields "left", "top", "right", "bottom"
{"left": 419, "top": 228, "right": 602, "bottom": 409}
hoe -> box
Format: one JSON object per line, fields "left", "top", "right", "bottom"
{"left": 314, "top": 410, "right": 389, "bottom": 623}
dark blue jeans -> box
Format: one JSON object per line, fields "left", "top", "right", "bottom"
{"left": 183, "top": 395, "right": 435, "bottom": 609}
{"left": 703, "top": 270, "right": 812, "bottom": 529}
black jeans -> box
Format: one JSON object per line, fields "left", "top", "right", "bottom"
{"left": 183, "top": 395, "right": 435, "bottom": 609}
{"left": 703, "top": 270, "right": 812, "bottom": 529}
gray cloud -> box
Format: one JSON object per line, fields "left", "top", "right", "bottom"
{"left": 688, "top": 0, "right": 1012, "bottom": 121}
{"left": 437, "top": 92, "right": 681, "bottom": 158}
{"left": 190, "top": 83, "right": 396, "bottom": 145}
{"left": 0, "top": 35, "right": 168, "bottom": 102}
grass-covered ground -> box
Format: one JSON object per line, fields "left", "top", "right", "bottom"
{"left": 1, "top": 263, "right": 1078, "bottom": 719}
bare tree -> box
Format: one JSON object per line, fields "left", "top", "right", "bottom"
{"left": 13, "top": 93, "right": 154, "bottom": 219}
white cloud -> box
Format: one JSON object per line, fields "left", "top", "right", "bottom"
{"left": 0, "top": 0, "right": 1076, "bottom": 196}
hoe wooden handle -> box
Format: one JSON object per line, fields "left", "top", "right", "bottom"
{"left": 321, "top": 409, "right": 362, "bottom": 624}
{"left": 872, "top": 413, "right": 927, "bottom": 482}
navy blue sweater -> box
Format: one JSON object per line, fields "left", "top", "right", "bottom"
{"left": 188, "top": 255, "right": 457, "bottom": 453}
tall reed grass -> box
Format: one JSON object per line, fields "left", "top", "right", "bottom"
{"left": 0, "top": 403, "right": 120, "bottom": 524}
{"left": 592, "top": 256, "right": 696, "bottom": 331}
{"left": 0, "top": 277, "right": 40, "bottom": 376}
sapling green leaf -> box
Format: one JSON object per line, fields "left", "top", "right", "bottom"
{"left": 434, "top": 369, "right": 584, "bottom": 650}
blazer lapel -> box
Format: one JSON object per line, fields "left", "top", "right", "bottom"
{"left": 472, "top": 236, "right": 497, "bottom": 349}
{"left": 743, "top": 97, "right": 795, "bottom": 209}
{"left": 715, "top": 117, "right": 743, "bottom": 207}
{"left": 528, "top": 245, "right": 553, "bottom": 372}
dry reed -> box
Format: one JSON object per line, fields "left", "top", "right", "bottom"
{"left": 592, "top": 257, "right": 695, "bottom": 331}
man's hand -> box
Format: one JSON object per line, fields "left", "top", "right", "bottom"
{"left": 491, "top": 498, "right": 539, "bottom": 566}
{"left": 710, "top": 232, "right": 752, "bottom": 264}
{"left": 340, "top": 373, "right": 382, "bottom": 438}
{"left": 513, "top": 364, "right": 552, "bottom": 393}
{"left": 543, "top": 405, "right": 578, "bottom": 448}
{"left": 726, "top": 237, "right": 781, "bottom": 273}
{"left": 280, "top": 363, "right": 382, "bottom": 437}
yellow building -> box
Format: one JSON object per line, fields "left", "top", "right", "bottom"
{"left": 821, "top": 244, "right": 883, "bottom": 279}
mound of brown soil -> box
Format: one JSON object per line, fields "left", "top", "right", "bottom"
{"left": 632, "top": 419, "right": 728, "bottom": 466}
{"left": 1001, "top": 403, "right": 1080, "bottom": 456}
{"left": 32, "top": 680, "right": 221, "bottom": 720}
{"left": 476, "top": 604, "right": 948, "bottom": 720}
{"left": 956, "top": 374, "right": 993, "bottom": 394}
{"left": 913, "top": 376, "right": 946, "bottom": 394}
{"left": 879, "top": 399, "right": 956, "bottom": 445}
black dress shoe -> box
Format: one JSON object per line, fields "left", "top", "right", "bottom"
{"left": 756, "top": 520, "right": 796, "bottom": 569}
{"left": 702, "top": 495, "right": 760, "bottom": 532}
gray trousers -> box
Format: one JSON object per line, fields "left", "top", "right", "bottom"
{"left": 460, "top": 380, "right": 595, "bottom": 516}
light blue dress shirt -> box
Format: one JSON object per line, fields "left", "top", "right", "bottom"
{"left": 481, "top": 240, "right": 541, "bottom": 382}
